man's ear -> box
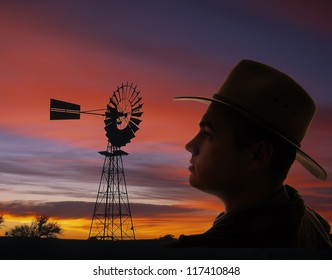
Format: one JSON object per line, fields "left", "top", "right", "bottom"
{"left": 247, "top": 141, "right": 274, "bottom": 171}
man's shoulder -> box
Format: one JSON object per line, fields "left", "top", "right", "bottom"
{"left": 171, "top": 185, "right": 331, "bottom": 248}
{"left": 305, "top": 206, "right": 331, "bottom": 233}
{"left": 296, "top": 206, "right": 332, "bottom": 248}
{"left": 173, "top": 187, "right": 306, "bottom": 248}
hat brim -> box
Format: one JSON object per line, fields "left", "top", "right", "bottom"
{"left": 174, "top": 96, "right": 327, "bottom": 181}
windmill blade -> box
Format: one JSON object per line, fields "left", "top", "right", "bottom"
{"left": 131, "top": 97, "right": 142, "bottom": 107}
{"left": 106, "top": 104, "right": 114, "bottom": 112}
{"left": 50, "top": 99, "right": 80, "bottom": 120}
{"left": 130, "top": 118, "right": 142, "bottom": 126}
{"left": 113, "top": 90, "right": 120, "bottom": 103}
{"left": 129, "top": 90, "right": 139, "bottom": 102}
{"left": 132, "top": 104, "right": 143, "bottom": 112}
{"left": 121, "top": 126, "right": 135, "bottom": 140}
{"left": 119, "top": 83, "right": 125, "bottom": 98}
{"left": 128, "top": 123, "right": 139, "bottom": 133}
{"left": 121, "top": 83, "right": 125, "bottom": 101}
{"left": 129, "top": 82, "right": 135, "bottom": 93}
{"left": 104, "top": 119, "right": 113, "bottom": 126}
{"left": 105, "top": 105, "right": 119, "bottom": 119}
{"left": 128, "top": 85, "right": 137, "bottom": 101}
{"left": 128, "top": 83, "right": 134, "bottom": 100}
{"left": 125, "top": 82, "right": 131, "bottom": 100}
{"left": 109, "top": 98, "right": 117, "bottom": 108}
{"left": 131, "top": 111, "right": 143, "bottom": 118}
{"left": 105, "top": 131, "right": 113, "bottom": 142}
{"left": 106, "top": 126, "right": 134, "bottom": 148}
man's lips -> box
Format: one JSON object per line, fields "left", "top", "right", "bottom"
{"left": 188, "top": 165, "right": 195, "bottom": 173}
{"left": 189, "top": 159, "right": 195, "bottom": 172}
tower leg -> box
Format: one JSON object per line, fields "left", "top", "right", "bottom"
{"left": 88, "top": 143, "right": 135, "bottom": 240}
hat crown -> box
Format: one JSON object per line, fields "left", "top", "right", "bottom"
{"left": 216, "top": 60, "right": 316, "bottom": 145}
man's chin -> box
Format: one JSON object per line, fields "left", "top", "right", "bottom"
{"left": 189, "top": 176, "right": 225, "bottom": 197}
{"left": 189, "top": 176, "right": 208, "bottom": 192}
{"left": 188, "top": 174, "right": 196, "bottom": 186}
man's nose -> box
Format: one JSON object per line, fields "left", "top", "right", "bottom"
{"left": 185, "top": 135, "right": 199, "bottom": 156}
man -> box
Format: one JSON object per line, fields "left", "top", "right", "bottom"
{"left": 173, "top": 60, "right": 331, "bottom": 248}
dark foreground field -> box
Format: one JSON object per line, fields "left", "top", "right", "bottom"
{"left": 1, "top": 237, "right": 331, "bottom": 260}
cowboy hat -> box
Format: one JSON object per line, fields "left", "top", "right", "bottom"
{"left": 174, "top": 59, "right": 327, "bottom": 180}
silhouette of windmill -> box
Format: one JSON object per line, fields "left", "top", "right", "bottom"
{"left": 50, "top": 82, "right": 143, "bottom": 240}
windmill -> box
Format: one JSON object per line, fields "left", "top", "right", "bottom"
{"left": 50, "top": 82, "right": 143, "bottom": 240}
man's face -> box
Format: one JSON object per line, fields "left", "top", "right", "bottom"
{"left": 185, "top": 103, "right": 249, "bottom": 198}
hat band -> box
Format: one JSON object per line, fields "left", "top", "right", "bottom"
{"left": 212, "top": 94, "right": 302, "bottom": 148}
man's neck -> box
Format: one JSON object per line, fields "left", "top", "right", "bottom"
{"left": 222, "top": 180, "right": 283, "bottom": 214}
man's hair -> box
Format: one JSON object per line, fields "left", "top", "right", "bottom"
{"left": 221, "top": 106, "right": 296, "bottom": 182}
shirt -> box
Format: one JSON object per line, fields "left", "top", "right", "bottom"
{"left": 173, "top": 185, "right": 331, "bottom": 248}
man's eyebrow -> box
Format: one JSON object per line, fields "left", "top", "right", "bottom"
{"left": 199, "top": 120, "right": 215, "bottom": 131}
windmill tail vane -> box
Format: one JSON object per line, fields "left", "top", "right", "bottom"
{"left": 50, "top": 99, "right": 106, "bottom": 120}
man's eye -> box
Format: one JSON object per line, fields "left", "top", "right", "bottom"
{"left": 203, "top": 132, "right": 211, "bottom": 139}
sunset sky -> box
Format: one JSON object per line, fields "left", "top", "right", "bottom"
{"left": 0, "top": 0, "right": 331, "bottom": 240}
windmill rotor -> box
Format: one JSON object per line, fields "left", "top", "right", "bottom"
{"left": 104, "top": 82, "right": 143, "bottom": 147}
{"left": 50, "top": 82, "right": 143, "bottom": 147}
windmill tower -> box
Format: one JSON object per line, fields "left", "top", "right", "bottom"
{"left": 50, "top": 82, "right": 143, "bottom": 240}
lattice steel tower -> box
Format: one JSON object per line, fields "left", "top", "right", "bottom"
{"left": 50, "top": 82, "right": 143, "bottom": 240}
{"left": 89, "top": 145, "right": 135, "bottom": 240}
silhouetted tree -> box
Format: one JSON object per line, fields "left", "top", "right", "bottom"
{"left": 0, "top": 214, "right": 4, "bottom": 228}
{"left": 159, "top": 234, "right": 176, "bottom": 241}
{"left": 6, "top": 214, "right": 62, "bottom": 238}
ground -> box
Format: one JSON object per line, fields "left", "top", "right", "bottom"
{"left": 1, "top": 237, "right": 332, "bottom": 260}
